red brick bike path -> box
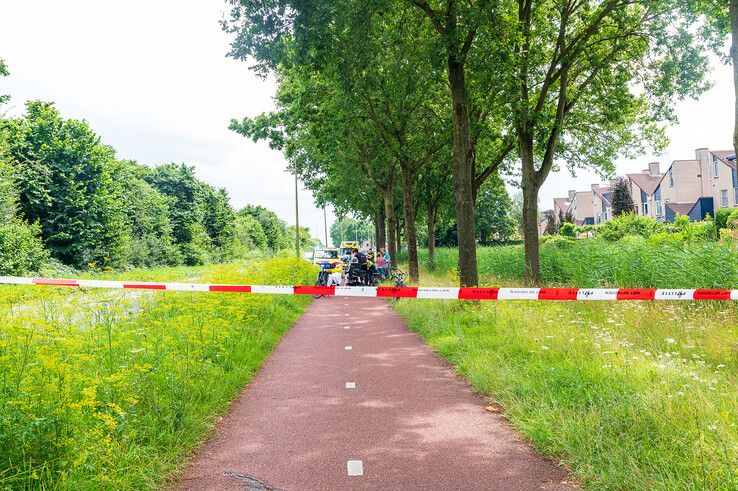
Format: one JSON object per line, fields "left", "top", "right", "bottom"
{"left": 176, "top": 296, "right": 573, "bottom": 490}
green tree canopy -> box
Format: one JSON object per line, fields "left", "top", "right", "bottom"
{"left": 1, "top": 101, "right": 126, "bottom": 268}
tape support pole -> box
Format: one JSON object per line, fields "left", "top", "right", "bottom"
{"left": 0, "top": 276, "right": 736, "bottom": 301}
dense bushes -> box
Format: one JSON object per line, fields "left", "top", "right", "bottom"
{"left": 715, "top": 207, "right": 738, "bottom": 230}
{"left": 0, "top": 159, "right": 47, "bottom": 274}
{"left": 0, "top": 101, "right": 288, "bottom": 275}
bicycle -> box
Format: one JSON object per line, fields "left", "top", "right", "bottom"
{"left": 313, "top": 263, "right": 332, "bottom": 298}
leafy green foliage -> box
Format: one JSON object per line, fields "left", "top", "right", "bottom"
{"left": 330, "top": 216, "right": 374, "bottom": 248}
{"left": 1, "top": 101, "right": 127, "bottom": 269}
{"left": 474, "top": 175, "right": 515, "bottom": 244}
{"left": 234, "top": 214, "right": 268, "bottom": 253}
{"left": 114, "top": 160, "right": 182, "bottom": 268}
{"left": 0, "top": 101, "right": 276, "bottom": 273}
{"left": 714, "top": 207, "right": 738, "bottom": 230}
{"left": 143, "top": 163, "right": 211, "bottom": 265}
{"left": 0, "top": 57, "right": 9, "bottom": 106}
{"left": 611, "top": 177, "right": 636, "bottom": 217}
{"left": 560, "top": 222, "right": 576, "bottom": 237}
{"left": 600, "top": 213, "right": 662, "bottom": 241}
{"left": 404, "top": 239, "right": 737, "bottom": 289}
{"left": 0, "top": 159, "right": 47, "bottom": 274}
{"left": 238, "top": 205, "right": 290, "bottom": 251}
{"left": 728, "top": 209, "right": 738, "bottom": 229}
{"left": 0, "top": 258, "right": 314, "bottom": 488}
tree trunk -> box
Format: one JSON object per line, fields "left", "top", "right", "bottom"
{"left": 377, "top": 204, "right": 386, "bottom": 250}
{"left": 520, "top": 137, "right": 541, "bottom": 286}
{"left": 373, "top": 211, "right": 381, "bottom": 251}
{"left": 395, "top": 218, "right": 402, "bottom": 257}
{"left": 384, "top": 187, "right": 397, "bottom": 269}
{"left": 447, "top": 57, "right": 478, "bottom": 287}
{"left": 401, "top": 165, "right": 419, "bottom": 282}
{"left": 427, "top": 206, "right": 436, "bottom": 267}
{"left": 730, "top": 0, "right": 738, "bottom": 160}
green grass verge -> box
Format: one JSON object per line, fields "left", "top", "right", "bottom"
{"left": 399, "top": 238, "right": 738, "bottom": 288}
{"left": 394, "top": 270, "right": 738, "bottom": 490}
{"left": 0, "top": 258, "right": 315, "bottom": 490}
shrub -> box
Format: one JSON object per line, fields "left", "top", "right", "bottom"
{"left": 714, "top": 207, "right": 738, "bottom": 230}
{"left": 560, "top": 222, "right": 576, "bottom": 237}
{"left": 0, "top": 219, "right": 47, "bottom": 274}
{"left": 600, "top": 213, "right": 661, "bottom": 241}
{"left": 727, "top": 209, "right": 738, "bottom": 230}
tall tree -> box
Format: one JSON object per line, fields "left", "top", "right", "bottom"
{"left": 144, "top": 163, "right": 210, "bottom": 265}
{"left": 475, "top": 175, "right": 515, "bottom": 244}
{"left": 404, "top": 0, "right": 515, "bottom": 286}
{"left": 223, "top": 0, "right": 513, "bottom": 286}
{"left": 611, "top": 177, "right": 635, "bottom": 217}
{"left": 2, "top": 101, "right": 127, "bottom": 268}
{"left": 508, "top": 0, "right": 710, "bottom": 284}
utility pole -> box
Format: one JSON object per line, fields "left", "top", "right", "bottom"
{"left": 323, "top": 206, "right": 328, "bottom": 247}
{"left": 294, "top": 174, "right": 300, "bottom": 258}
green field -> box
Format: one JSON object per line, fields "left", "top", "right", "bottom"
{"left": 0, "top": 258, "right": 314, "bottom": 490}
{"left": 395, "top": 268, "right": 738, "bottom": 490}
{"left": 400, "top": 239, "right": 738, "bottom": 289}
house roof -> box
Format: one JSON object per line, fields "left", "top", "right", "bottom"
{"left": 627, "top": 172, "right": 663, "bottom": 196}
{"left": 553, "top": 198, "right": 571, "bottom": 212}
{"left": 592, "top": 186, "right": 612, "bottom": 204}
{"left": 711, "top": 150, "right": 737, "bottom": 171}
{"left": 666, "top": 202, "right": 695, "bottom": 216}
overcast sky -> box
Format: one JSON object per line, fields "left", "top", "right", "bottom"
{"left": 0, "top": 1, "right": 733, "bottom": 240}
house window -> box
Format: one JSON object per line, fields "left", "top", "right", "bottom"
{"left": 642, "top": 202, "right": 649, "bottom": 215}
{"left": 735, "top": 187, "right": 738, "bottom": 206}
{"left": 656, "top": 200, "right": 663, "bottom": 217}
{"left": 713, "top": 156, "right": 719, "bottom": 178}
{"left": 669, "top": 168, "right": 674, "bottom": 187}
{"left": 596, "top": 213, "right": 601, "bottom": 224}
{"left": 721, "top": 189, "right": 729, "bottom": 207}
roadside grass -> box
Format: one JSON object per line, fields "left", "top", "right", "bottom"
{"left": 394, "top": 269, "right": 738, "bottom": 490}
{"left": 0, "top": 258, "right": 315, "bottom": 490}
{"left": 403, "top": 238, "right": 738, "bottom": 288}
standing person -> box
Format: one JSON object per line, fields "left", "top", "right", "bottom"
{"left": 375, "top": 251, "right": 386, "bottom": 279}
{"left": 383, "top": 248, "right": 392, "bottom": 272}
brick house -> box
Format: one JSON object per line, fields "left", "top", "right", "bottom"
{"left": 657, "top": 157, "right": 714, "bottom": 222}
{"left": 548, "top": 147, "right": 737, "bottom": 229}
{"left": 627, "top": 162, "right": 664, "bottom": 220}
{"left": 590, "top": 184, "right": 612, "bottom": 224}
{"left": 655, "top": 149, "right": 736, "bottom": 222}
{"left": 695, "top": 148, "right": 738, "bottom": 210}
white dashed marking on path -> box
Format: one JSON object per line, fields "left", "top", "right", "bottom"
{"left": 345, "top": 346, "right": 352, "bottom": 350}
{"left": 345, "top": 382, "right": 356, "bottom": 389}
{"left": 344, "top": 326, "right": 350, "bottom": 329}
{"left": 347, "top": 460, "right": 363, "bottom": 476}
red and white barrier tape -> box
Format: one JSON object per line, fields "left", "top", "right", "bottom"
{"left": 0, "top": 276, "right": 736, "bottom": 300}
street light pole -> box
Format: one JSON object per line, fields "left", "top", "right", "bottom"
{"left": 294, "top": 174, "right": 300, "bottom": 258}
{"left": 323, "top": 206, "right": 328, "bottom": 247}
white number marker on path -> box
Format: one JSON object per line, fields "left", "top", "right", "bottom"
{"left": 347, "top": 460, "right": 363, "bottom": 476}
{"left": 345, "top": 382, "right": 356, "bottom": 389}
{"left": 344, "top": 326, "right": 350, "bottom": 329}
{"left": 345, "top": 346, "right": 352, "bottom": 350}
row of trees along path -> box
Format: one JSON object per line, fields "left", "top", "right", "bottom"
{"left": 222, "top": 0, "right": 735, "bottom": 287}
